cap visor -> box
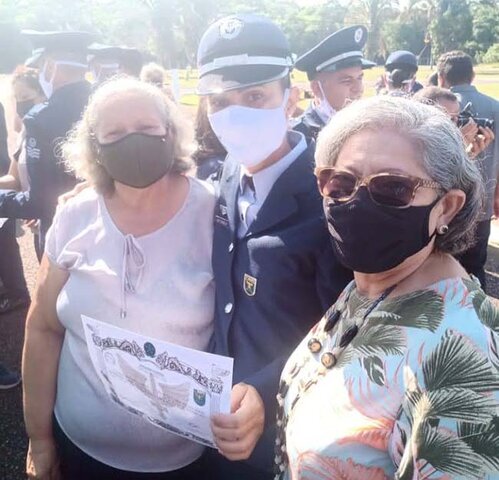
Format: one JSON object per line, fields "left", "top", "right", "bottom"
{"left": 361, "top": 59, "right": 376, "bottom": 69}
{"left": 197, "top": 65, "right": 288, "bottom": 95}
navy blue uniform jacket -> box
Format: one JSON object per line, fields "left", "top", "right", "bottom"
{"left": 0, "top": 81, "right": 91, "bottom": 253}
{"left": 291, "top": 104, "right": 325, "bottom": 143}
{"left": 211, "top": 143, "right": 352, "bottom": 471}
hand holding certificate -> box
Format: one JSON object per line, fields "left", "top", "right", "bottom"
{"left": 82, "top": 315, "right": 233, "bottom": 447}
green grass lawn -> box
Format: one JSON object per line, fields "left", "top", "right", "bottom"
{"left": 174, "top": 64, "right": 499, "bottom": 107}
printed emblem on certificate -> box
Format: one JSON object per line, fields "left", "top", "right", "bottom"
{"left": 82, "top": 315, "right": 233, "bottom": 447}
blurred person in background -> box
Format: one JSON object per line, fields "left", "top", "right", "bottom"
{"left": 376, "top": 50, "right": 423, "bottom": 96}
{"left": 292, "top": 25, "right": 374, "bottom": 142}
{"left": 1, "top": 67, "right": 46, "bottom": 260}
{"left": 140, "top": 62, "right": 175, "bottom": 101}
{"left": 0, "top": 30, "right": 93, "bottom": 257}
{"left": 437, "top": 50, "right": 499, "bottom": 289}
{"left": 0, "top": 81, "right": 30, "bottom": 315}
{"left": 23, "top": 78, "right": 215, "bottom": 480}
{"left": 414, "top": 86, "right": 494, "bottom": 159}
{"left": 87, "top": 44, "right": 121, "bottom": 87}
{"left": 193, "top": 97, "right": 226, "bottom": 181}
{"left": 118, "top": 47, "right": 144, "bottom": 78}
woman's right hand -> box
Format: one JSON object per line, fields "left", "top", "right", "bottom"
{"left": 26, "top": 438, "right": 61, "bottom": 480}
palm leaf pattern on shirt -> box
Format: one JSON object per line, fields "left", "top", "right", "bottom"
{"left": 396, "top": 330, "right": 499, "bottom": 479}
{"left": 339, "top": 289, "right": 445, "bottom": 384}
{"left": 369, "top": 289, "right": 445, "bottom": 333}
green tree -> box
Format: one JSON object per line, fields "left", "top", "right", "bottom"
{"left": 345, "top": 0, "right": 397, "bottom": 61}
{"left": 428, "top": 0, "right": 473, "bottom": 57}
{"left": 466, "top": 0, "right": 499, "bottom": 60}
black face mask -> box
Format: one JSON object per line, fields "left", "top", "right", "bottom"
{"left": 96, "top": 132, "right": 174, "bottom": 189}
{"left": 16, "top": 100, "right": 35, "bottom": 119}
{"left": 325, "top": 187, "right": 439, "bottom": 274}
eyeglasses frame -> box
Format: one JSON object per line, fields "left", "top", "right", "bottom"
{"left": 314, "top": 167, "right": 443, "bottom": 209}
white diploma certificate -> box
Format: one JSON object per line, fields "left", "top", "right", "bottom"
{"left": 82, "top": 315, "right": 233, "bottom": 448}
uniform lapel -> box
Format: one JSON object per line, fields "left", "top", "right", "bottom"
{"left": 246, "top": 145, "right": 316, "bottom": 237}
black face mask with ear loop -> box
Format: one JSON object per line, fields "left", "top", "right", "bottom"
{"left": 325, "top": 187, "right": 440, "bottom": 274}
{"left": 96, "top": 132, "right": 175, "bottom": 188}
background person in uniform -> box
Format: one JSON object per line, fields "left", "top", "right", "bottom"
{"left": 413, "top": 86, "right": 494, "bottom": 159}
{"left": 275, "top": 95, "right": 499, "bottom": 480}
{"left": 4, "top": 67, "right": 46, "bottom": 261}
{"left": 437, "top": 50, "right": 499, "bottom": 289}
{"left": 0, "top": 30, "right": 93, "bottom": 256}
{"left": 87, "top": 43, "right": 121, "bottom": 86}
{"left": 117, "top": 46, "right": 144, "bottom": 78}
{"left": 23, "top": 78, "right": 215, "bottom": 480}
{"left": 376, "top": 50, "right": 423, "bottom": 95}
{"left": 0, "top": 101, "right": 29, "bottom": 315}
{"left": 196, "top": 14, "right": 352, "bottom": 479}
{"left": 0, "top": 67, "right": 45, "bottom": 314}
{"left": 291, "top": 25, "right": 375, "bottom": 142}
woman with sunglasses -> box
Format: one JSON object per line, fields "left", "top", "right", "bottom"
{"left": 273, "top": 96, "right": 499, "bottom": 479}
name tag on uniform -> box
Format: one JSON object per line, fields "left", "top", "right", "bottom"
{"left": 243, "top": 274, "right": 257, "bottom": 297}
{"left": 215, "top": 204, "right": 229, "bottom": 227}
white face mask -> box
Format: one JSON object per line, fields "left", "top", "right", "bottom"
{"left": 315, "top": 82, "right": 336, "bottom": 124}
{"left": 208, "top": 89, "right": 290, "bottom": 169}
{"left": 91, "top": 63, "right": 120, "bottom": 84}
{"left": 38, "top": 60, "right": 88, "bottom": 98}
{"left": 38, "top": 62, "right": 54, "bottom": 98}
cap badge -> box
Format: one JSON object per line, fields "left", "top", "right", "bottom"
{"left": 354, "top": 28, "right": 363, "bottom": 44}
{"left": 219, "top": 17, "right": 244, "bottom": 40}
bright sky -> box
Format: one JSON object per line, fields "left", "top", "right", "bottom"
{"left": 294, "top": 0, "right": 328, "bottom": 5}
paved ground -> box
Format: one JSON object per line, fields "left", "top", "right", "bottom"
{"left": 2, "top": 227, "right": 499, "bottom": 479}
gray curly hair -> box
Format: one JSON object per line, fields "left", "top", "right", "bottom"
{"left": 315, "top": 95, "right": 484, "bottom": 255}
{"left": 62, "top": 77, "right": 194, "bottom": 195}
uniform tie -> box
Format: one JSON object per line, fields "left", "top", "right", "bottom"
{"left": 240, "top": 174, "right": 256, "bottom": 229}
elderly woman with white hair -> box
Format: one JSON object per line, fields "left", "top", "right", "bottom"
{"left": 271, "top": 97, "right": 499, "bottom": 479}
{"left": 23, "top": 78, "right": 215, "bottom": 479}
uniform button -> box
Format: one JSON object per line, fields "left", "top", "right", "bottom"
{"left": 228, "top": 242, "right": 234, "bottom": 253}
{"left": 224, "top": 303, "right": 233, "bottom": 314}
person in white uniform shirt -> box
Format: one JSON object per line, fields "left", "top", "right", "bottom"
{"left": 22, "top": 78, "right": 216, "bottom": 480}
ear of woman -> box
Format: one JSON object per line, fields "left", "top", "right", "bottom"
{"left": 431, "top": 189, "right": 466, "bottom": 234}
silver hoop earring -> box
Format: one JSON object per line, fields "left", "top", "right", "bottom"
{"left": 437, "top": 225, "right": 449, "bottom": 235}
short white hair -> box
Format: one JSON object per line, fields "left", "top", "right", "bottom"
{"left": 316, "top": 96, "right": 484, "bottom": 255}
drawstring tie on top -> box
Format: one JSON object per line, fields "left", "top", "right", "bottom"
{"left": 120, "top": 234, "right": 146, "bottom": 318}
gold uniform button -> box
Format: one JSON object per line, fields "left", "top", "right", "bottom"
{"left": 321, "top": 352, "right": 337, "bottom": 369}
{"left": 307, "top": 338, "right": 322, "bottom": 354}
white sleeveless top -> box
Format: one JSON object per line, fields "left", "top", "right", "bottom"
{"left": 45, "top": 177, "right": 216, "bottom": 472}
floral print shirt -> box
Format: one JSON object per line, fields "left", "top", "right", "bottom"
{"left": 281, "top": 278, "right": 499, "bottom": 480}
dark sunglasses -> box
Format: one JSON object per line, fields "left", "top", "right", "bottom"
{"left": 314, "top": 167, "right": 442, "bottom": 209}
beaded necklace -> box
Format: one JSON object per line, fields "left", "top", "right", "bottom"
{"left": 273, "top": 283, "right": 397, "bottom": 479}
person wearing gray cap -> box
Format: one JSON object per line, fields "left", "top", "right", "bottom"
{"left": 0, "top": 30, "right": 93, "bottom": 256}
{"left": 291, "top": 25, "right": 375, "bottom": 142}
{"left": 197, "top": 13, "right": 352, "bottom": 479}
